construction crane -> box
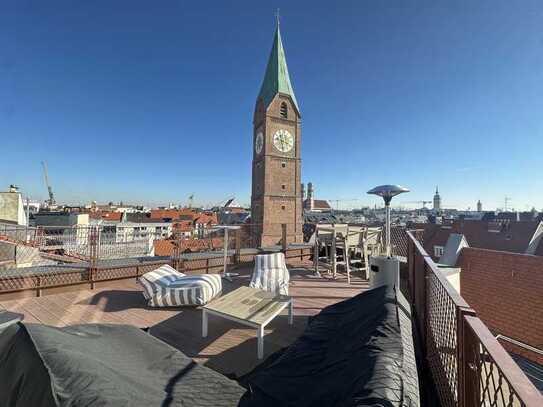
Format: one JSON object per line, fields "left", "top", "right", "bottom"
{"left": 403, "top": 200, "right": 432, "bottom": 209}
{"left": 41, "top": 161, "right": 56, "bottom": 207}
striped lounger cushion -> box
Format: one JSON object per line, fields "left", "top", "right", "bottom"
{"left": 138, "top": 265, "right": 222, "bottom": 307}
{"left": 250, "top": 252, "right": 290, "bottom": 295}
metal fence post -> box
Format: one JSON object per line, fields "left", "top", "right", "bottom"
{"left": 89, "top": 226, "right": 99, "bottom": 289}
{"left": 407, "top": 237, "right": 415, "bottom": 302}
{"left": 281, "top": 223, "right": 287, "bottom": 253}
{"left": 235, "top": 228, "right": 241, "bottom": 264}
{"left": 171, "top": 239, "right": 180, "bottom": 270}
{"left": 36, "top": 276, "right": 42, "bottom": 297}
{"left": 461, "top": 314, "right": 480, "bottom": 407}
{"left": 415, "top": 254, "right": 427, "bottom": 355}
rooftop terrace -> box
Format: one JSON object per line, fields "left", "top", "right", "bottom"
{"left": 0, "top": 260, "right": 366, "bottom": 377}
{"left": 0, "top": 223, "right": 541, "bottom": 406}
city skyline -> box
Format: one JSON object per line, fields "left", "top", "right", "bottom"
{"left": 1, "top": 1, "right": 542, "bottom": 210}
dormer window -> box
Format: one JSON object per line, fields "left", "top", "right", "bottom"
{"left": 280, "top": 102, "right": 288, "bottom": 119}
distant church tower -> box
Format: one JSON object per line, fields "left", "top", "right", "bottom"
{"left": 433, "top": 186, "right": 441, "bottom": 211}
{"left": 477, "top": 200, "right": 482, "bottom": 212}
{"left": 251, "top": 21, "right": 302, "bottom": 246}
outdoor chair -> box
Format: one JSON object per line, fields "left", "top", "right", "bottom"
{"left": 138, "top": 264, "right": 222, "bottom": 307}
{"left": 249, "top": 252, "right": 290, "bottom": 295}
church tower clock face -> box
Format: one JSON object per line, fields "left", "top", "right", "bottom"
{"left": 273, "top": 129, "right": 294, "bottom": 153}
{"left": 255, "top": 131, "right": 264, "bottom": 154}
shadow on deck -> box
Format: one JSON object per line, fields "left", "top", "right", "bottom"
{"left": 0, "top": 261, "right": 369, "bottom": 377}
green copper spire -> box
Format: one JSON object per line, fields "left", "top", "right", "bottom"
{"left": 257, "top": 23, "right": 299, "bottom": 113}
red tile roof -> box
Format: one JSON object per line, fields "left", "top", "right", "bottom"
{"left": 194, "top": 212, "right": 218, "bottom": 225}
{"left": 88, "top": 211, "right": 122, "bottom": 221}
{"left": 150, "top": 208, "right": 198, "bottom": 220}
{"left": 313, "top": 199, "right": 331, "bottom": 209}
{"left": 154, "top": 239, "right": 175, "bottom": 256}
{"left": 173, "top": 221, "right": 193, "bottom": 232}
{"left": 153, "top": 237, "right": 224, "bottom": 255}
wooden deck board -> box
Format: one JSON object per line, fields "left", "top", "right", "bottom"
{"left": 0, "top": 262, "right": 368, "bottom": 377}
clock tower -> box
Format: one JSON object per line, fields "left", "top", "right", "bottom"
{"left": 251, "top": 22, "right": 302, "bottom": 247}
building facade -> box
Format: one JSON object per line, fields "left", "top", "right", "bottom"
{"left": 0, "top": 186, "right": 27, "bottom": 226}
{"left": 251, "top": 23, "right": 303, "bottom": 246}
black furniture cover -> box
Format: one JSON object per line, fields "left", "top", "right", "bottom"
{"left": 239, "top": 285, "right": 420, "bottom": 406}
{"left": 0, "top": 322, "right": 245, "bottom": 406}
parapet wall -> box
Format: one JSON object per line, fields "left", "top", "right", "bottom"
{"left": 457, "top": 247, "right": 543, "bottom": 365}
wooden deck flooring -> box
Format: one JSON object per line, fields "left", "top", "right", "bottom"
{"left": 0, "top": 262, "right": 368, "bottom": 377}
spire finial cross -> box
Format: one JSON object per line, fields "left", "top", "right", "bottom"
{"left": 275, "top": 8, "right": 280, "bottom": 26}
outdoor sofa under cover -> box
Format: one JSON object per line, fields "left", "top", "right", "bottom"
{"left": 238, "top": 285, "right": 421, "bottom": 406}
{"left": 0, "top": 322, "right": 245, "bottom": 406}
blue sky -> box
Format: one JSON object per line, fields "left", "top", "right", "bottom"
{"left": 1, "top": 1, "right": 542, "bottom": 210}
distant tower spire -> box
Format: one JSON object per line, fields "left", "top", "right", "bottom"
{"left": 433, "top": 186, "right": 441, "bottom": 211}
{"left": 275, "top": 8, "right": 280, "bottom": 26}
{"left": 257, "top": 13, "right": 299, "bottom": 112}
{"left": 477, "top": 200, "right": 482, "bottom": 212}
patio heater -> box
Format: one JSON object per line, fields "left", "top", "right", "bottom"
{"left": 366, "top": 185, "right": 409, "bottom": 290}
{"left": 367, "top": 184, "right": 410, "bottom": 256}
{"left": 210, "top": 225, "right": 241, "bottom": 281}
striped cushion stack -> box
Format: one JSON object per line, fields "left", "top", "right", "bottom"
{"left": 250, "top": 252, "right": 290, "bottom": 295}
{"left": 138, "top": 264, "right": 222, "bottom": 307}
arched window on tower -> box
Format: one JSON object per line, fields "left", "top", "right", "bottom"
{"left": 280, "top": 102, "right": 288, "bottom": 119}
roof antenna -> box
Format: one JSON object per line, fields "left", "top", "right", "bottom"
{"left": 275, "top": 8, "right": 280, "bottom": 26}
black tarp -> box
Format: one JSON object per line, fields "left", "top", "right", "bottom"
{"left": 0, "top": 323, "right": 245, "bottom": 407}
{"left": 238, "top": 285, "right": 420, "bottom": 407}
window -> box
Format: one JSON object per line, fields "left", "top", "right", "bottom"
{"left": 281, "top": 184, "right": 286, "bottom": 190}
{"left": 434, "top": 246, "right": 444, "bottom": 258}
{"left": 281, "top": 162, "right": 286, "bottom": 168}
{"left": 280, "top": 102, "right": 288, "bottom": 118}
{"left": 281, "top": 205, "right": 286, "bottom": 210}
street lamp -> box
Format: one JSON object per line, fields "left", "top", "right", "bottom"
{"left": 367, "top": 185, "right": 410, "bottom": 256}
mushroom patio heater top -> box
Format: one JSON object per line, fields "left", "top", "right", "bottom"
{"left": 367, "top": 185, "right": 410, "bottom": 256}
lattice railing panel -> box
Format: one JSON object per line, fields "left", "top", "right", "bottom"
{"left": 426, "top": 266, "right": 459, "bottom": 407}
{"left": 477, "top": 347, "right": 524, "bottom": 407}
{"left": 389, "top": 226, "right": 409, "bottom": 257}
{"left": 40, "top": 269, "right": 89, "bottom": 287}
{"left": 407, "top": 230, "right": 542, "bottom": 407}
{"left": 0, "top": 274, "right": 38, "bottom": 291}
{"left": 95, "top": 266, "right": 137, "bottom": 282}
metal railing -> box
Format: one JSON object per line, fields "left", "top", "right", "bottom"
{"left": 407, "top": 230, "right": 542, "bottom": 407}
{"left": 0, "top": 223, "right": 312, "bottom": 296}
